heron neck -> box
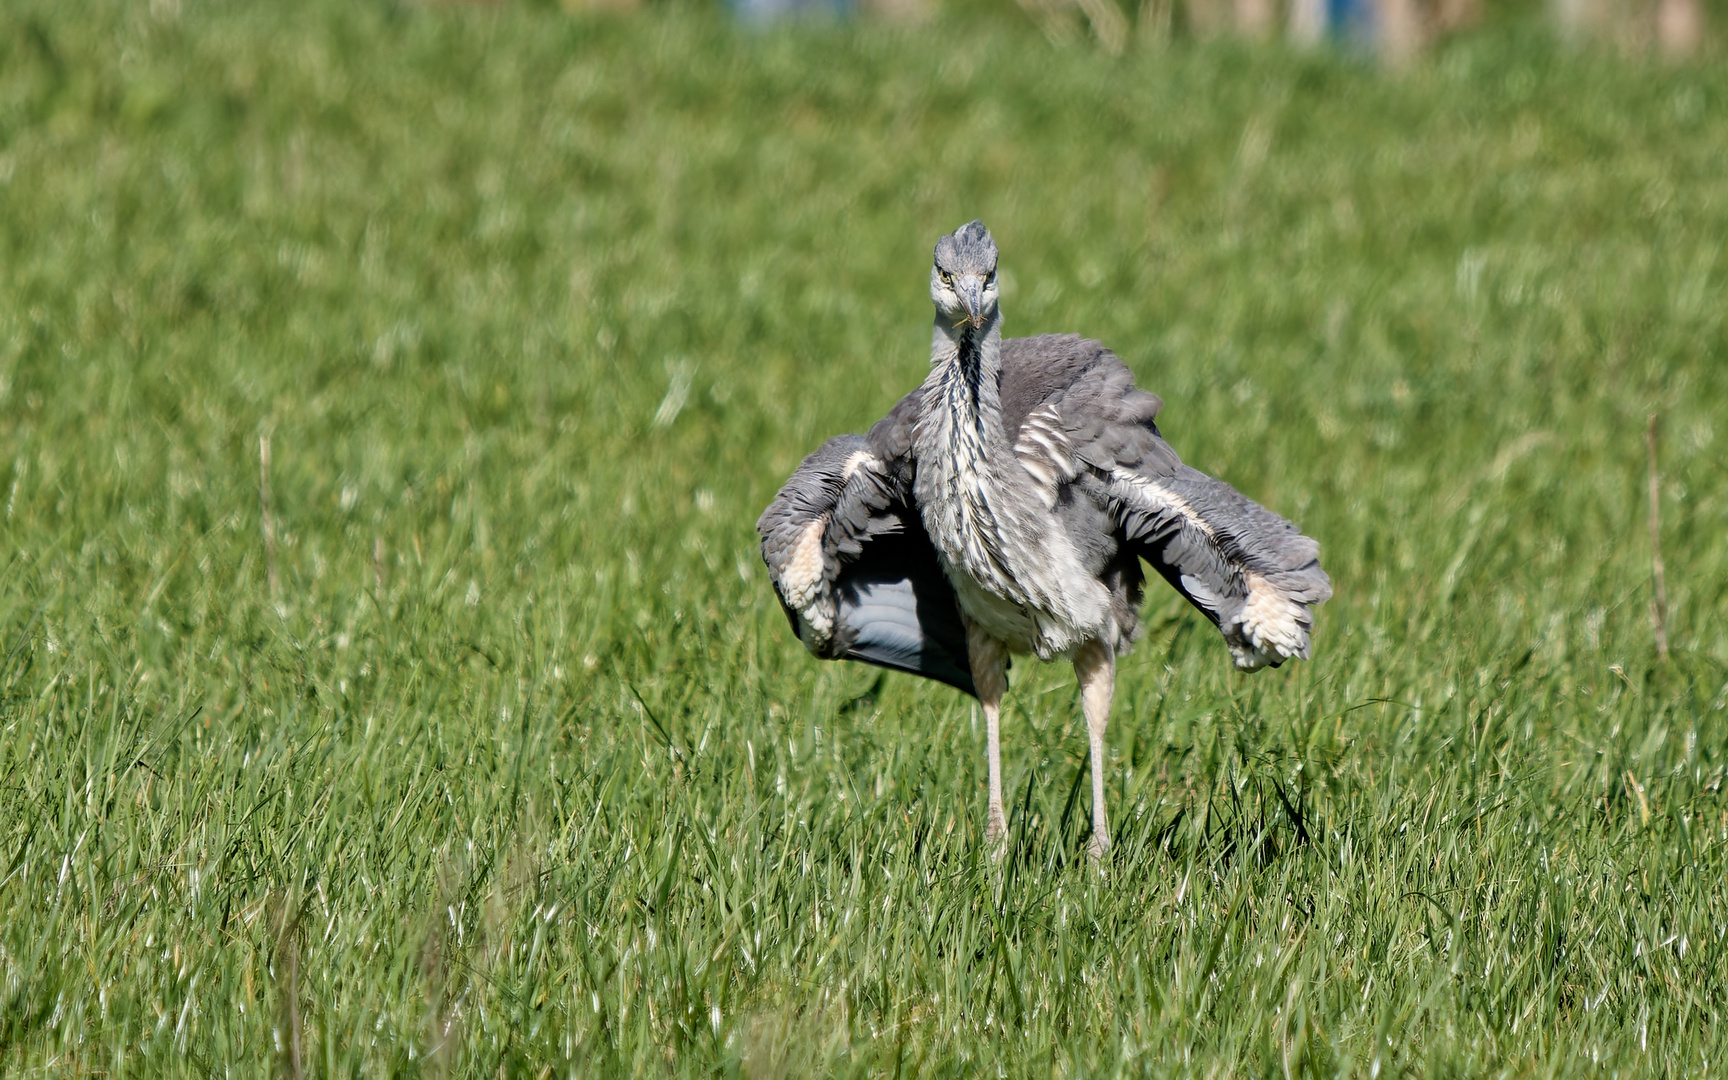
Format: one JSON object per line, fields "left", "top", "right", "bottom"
{"left": 929, "top": 315, "right": 1004, "bottom": 441}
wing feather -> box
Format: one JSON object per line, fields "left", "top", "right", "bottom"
{"left": 999, "top": 335, "right": 1332, "bottom": 671}
{"left": 757, "top": 426, "right": 976, "bottom": 696}
{"left": 1102, "top": 462, "right": 1331, "bottom": 669}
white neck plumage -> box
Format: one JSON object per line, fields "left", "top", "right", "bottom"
{"left": 928, "top": 312, "right": 1004, "bottom": 446}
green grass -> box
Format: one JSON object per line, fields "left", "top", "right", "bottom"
{"left": 2, "top": 1, "right": 1727, "bottom": 1074}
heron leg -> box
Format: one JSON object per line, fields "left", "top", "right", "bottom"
{"left": 1075, "top": 638, "right": 1115, "bottom": 860}
{"left": 966, "top": 624, "right": 1010, "bottom": 850}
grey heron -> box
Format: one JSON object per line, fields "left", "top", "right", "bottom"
{"left": 758, "top": 221, "right": 1332, "bottom": 858}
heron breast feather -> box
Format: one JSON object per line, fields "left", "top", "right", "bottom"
{"left": 1012, "top": 403, "right": 1077, "bottom": 506}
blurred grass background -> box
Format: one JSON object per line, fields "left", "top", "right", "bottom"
{"left": 2, "top": 0, "right": 1727, "bottom": 1074}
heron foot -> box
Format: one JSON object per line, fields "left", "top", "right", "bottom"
{"left": 985, "top": 810, "right": 1009, "bottom": 856}
{"left": 1087, "top": 832, "right": 1110, "bottom": 862}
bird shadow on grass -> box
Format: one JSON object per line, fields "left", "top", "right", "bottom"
{"left": 998, "top": 752, "right": 1315, "bottom": 883}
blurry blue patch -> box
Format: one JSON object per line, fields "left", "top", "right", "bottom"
{"left": 1327, "top": 0, "right": 1377, "bottom": 46}
{"left": 728, "top": 0, "right": 854, "bottom": 22}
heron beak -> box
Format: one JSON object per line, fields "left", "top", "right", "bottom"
{"left": 958, "top": 276, "right": 986, "bottom": 328}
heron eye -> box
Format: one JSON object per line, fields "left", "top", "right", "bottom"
{"left": 939, "top": 270, "right": 953, "bottom": 286}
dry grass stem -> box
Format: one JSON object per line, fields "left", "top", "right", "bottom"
{"left": 1646, "top": 412, "right": 1669, "bottom": 661}
{"left": 259, "top": 433, "right": 280, "bottom": 600}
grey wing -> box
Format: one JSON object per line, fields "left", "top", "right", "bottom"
{"left": 756, "top": 404, "right": 977, "bottom": 696}
{"left": 1001, "top": 335, "right": 1333, "bottom": 671}
{"left": 1102, "top": 460, "right": 1333, "bottom": 670}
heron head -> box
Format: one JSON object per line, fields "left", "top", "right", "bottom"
{"left": 931, "top": 221, "right": 999, "bottom": 330}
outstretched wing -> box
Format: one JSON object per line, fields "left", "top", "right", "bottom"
{"left": 756, "top": 403, "right": 976, "bottom": 697}
{"left": 1001, "top": 335, "right": 1332, "bottom": 671}
{"left": 1103, "top": 461, "right": 1333, "bottom": 670}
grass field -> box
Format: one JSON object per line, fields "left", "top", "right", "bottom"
{"left": 2, "top": 1, "right": 1727, "bottom": 1074}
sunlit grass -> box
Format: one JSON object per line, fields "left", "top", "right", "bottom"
{"left": 1, "top": 0, "right": 1726, "bottom": 1074}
